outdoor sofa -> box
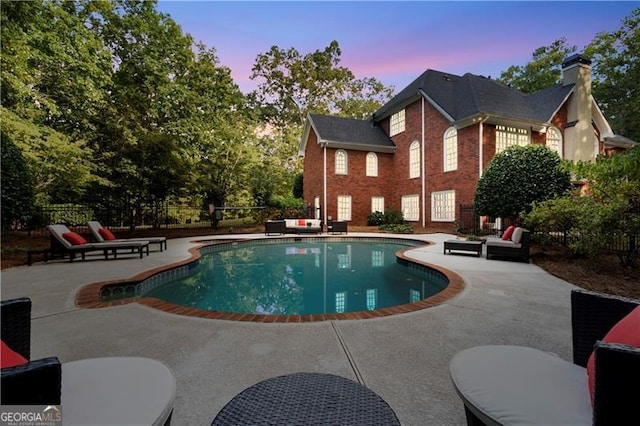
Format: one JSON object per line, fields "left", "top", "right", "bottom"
{"left": 87, "top": 220, "right": 167, "bottom": 251}
{"left": 264, "top": 219, "right": 323, "bottom": 235}
{"left": 485, "top": 226, "right": 530, "bottom": 262}
{"left": 1, "top": 297, "right": 176, "bottom": 425}
{"left": 449, "top": 289, "right": 640, "bottom": 425}
{"left": 48, "top": 224, "right": 150, "bottom": 261}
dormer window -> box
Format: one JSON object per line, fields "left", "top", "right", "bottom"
{"left": 390, "top": 109, "right": 405, "bottom": 136}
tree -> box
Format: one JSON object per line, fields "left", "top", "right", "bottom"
{"left": 474, "top": 145, "right": 572, "bottom": 219}
{"left": 585, "top": 7, "right": 640, "bottom": 141}
{"left": 498, "top": 38, "right": 576, "bottom": 94}
{"left": 1, "top": 130, "right": 35, "bottom": 236}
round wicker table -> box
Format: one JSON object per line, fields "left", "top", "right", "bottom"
{"left": 212, "top": 372, "right": 400, "bottom": 426}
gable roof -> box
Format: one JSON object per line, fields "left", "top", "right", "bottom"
{"left": 374, "top": 69, "right": 574, "bottom": 127}
{"left": 298, "top": 113, "right": 395, "bottom": 156}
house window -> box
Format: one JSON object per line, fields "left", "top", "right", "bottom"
{"left": 496, "top": 125, "right": 529, "bottom": 153}
{"left": 409, "top": 141, "right": 420, "bottom": 178}
{"left": 546, "top": 127, "right": 562, "bottom": 156}
{"left": 366, "top": 152, "right": 378, "bottom": 177}
{"left": 401, "top": 194, "right": 419, "bottom": 221}
{"left": 444, "top": 127, "right": 458, "bottom": 172}
{"left": 337, "top": 195, "right": 352, "bottom": 221}
{"left": 432, "top": 190, "right": 455, "bottom": 222}
{"left": 335, "top": 150, "right": 347, "bottom": 175}
{"left": 371, "top": 196, "right": 384, "bottom": 213}
{"left": 366, "top": 289, "right": 377, "bottom": 310}
{"left": 390, "top": 109, "right": 405, "bottom": 136}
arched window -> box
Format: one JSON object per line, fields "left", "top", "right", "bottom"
{"left": 366, "top": 152, "right": 378, "bottom": 177}
{"left": 546, "top": 127, "right": 562, "bottom": 156}
{"left": 335, "top": 150, "right": 347, "bottom": 175}
{"left": 409, "top": 141, "right": 420, "bottom": 178}
{"left": 444, "top": 127, "right": 458, "bottom": 171}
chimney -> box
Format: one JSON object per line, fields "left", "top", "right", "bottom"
{"left": 562, "top": 54, "right": 596, "bottom": 163}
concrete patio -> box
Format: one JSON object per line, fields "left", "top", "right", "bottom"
{"left": 0, "top": 232, "right": 579, "bottom": 425}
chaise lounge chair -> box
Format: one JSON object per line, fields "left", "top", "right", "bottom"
{"left": 48, "top": 224, "right": 150, "bottom": 261}
{"left": 88, "top": 220, "right": 167, "bottom": 252}
{"left": 1, "top": 297, "right": 176, "bottom": 425}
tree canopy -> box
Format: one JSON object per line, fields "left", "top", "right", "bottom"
{"left": 474, "top": 145, "right": 572, "bottom": 219}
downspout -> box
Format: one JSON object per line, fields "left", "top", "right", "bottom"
{"left": 323, "top": 144, "right": 327, "bottom": 227}
{"left": 421, "top": 96, "right": 426, "bottom": 227}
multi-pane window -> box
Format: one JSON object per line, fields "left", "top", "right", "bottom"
{"left": 546, "top": 127, "right": 562, "bottom": 156}
{"left": 371, "top": 196, "right": 384, "bottom": 213}
{"left": 335, "top": 150, "right": 347, "bottom": 175}
{"left": 496, "top": 125, "right": 529, "bottom": 153}
{"left": 401, "top": 195, "right": 419, "bottom": 221}
{"left": 335, "top": 292, "right": 347, "bottom": 313}
{"left": 409, "top": 141, "right": 420, "bottom": 178}
{"left": 390, "top": 109, "right": 405, "bottom": 136}
{"left": 366, "top": 152, "right": 378, "bottom": 177}
{"left": 432, "top": 190, "right": 455, "bottom": 222}
{"left": 444, "top": 127, "right": 458, "bottom": 171}
{"left": 337, "top": 195, "right": 352, "bottom": 221}
{"left": 366, "top": 289, "right": 377, "bottom": 310}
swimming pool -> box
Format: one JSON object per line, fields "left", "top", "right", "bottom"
{"left": 136, "top": 239, "right": 448, "bottom": 316}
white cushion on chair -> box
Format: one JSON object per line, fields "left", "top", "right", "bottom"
{"left": 511, "top": 227, "right": 523, "bottom": 244}
{"left": 449, "top": 345, "right": 591, "bottom": 425}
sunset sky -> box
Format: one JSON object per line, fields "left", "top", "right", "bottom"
{"left": 156, "top": 1, "right": 638, "bottom": 94}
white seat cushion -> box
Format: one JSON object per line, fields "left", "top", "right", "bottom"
{"left": 485, "top": 240, "right": 521, "bottom": 249}
{"left": 450, "top": 346, "right": 592, "bottom": 425}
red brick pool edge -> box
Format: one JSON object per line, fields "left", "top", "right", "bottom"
{"left": 75, "top": 240, "right": 465, "bottom": 322}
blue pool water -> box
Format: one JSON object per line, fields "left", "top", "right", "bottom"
{"left": 143, "top": 240, "right": 448, "bottom": 316}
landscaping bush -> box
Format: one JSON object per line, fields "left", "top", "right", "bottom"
{"left": 1, "top": 131, "right": 35, "bottom": 236}
{"left": 379, "top": 223, "right": 414, "bottom": 233}
{"left": 367, "top": 211, "right": 384, "bottom": 226}
{"left": 383, "top": 209, "right": 404, "bottom": 225}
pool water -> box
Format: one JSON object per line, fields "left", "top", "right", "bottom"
{"left": 144, "top": 241, "right": 448, "bottom": 316}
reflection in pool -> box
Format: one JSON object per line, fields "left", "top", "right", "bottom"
{"left": 143, "top": 241, "right": 448, "bottom": 316}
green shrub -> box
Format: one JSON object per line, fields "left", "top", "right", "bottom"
{"left": 379, "top": 223, "right": 413, "bottom": 233}
{"left": 383, "top": 209, "right": 404, "bottom": 225}
{"left": 367, "top": 211, "right": 384, "bottom": 226}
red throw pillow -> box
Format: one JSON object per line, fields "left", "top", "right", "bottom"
{"left": 1, "top": 340, "right": 28, "bottom": 368}
{"left": 298, "top": 219, "right": 306, "bottom": 226}
{"left": 586, "top": 305, "right": 640, "bottom": 404}
{"left": 98, "top": 227, "right": 116, "bottom": 241}
{"left": 62, "top": 231, "right": 87, "bottom": 246}
{"left": 501, "top": 226, "right": 516, "bottom": 241}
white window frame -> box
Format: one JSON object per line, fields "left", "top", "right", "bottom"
{"left": 431, "top": 190, "right": 456, "bottom": 222}
{"left": 371, "top": 196, "right": 384, "bottom": 213}
{"left": 365, "top": 152, "right": 378, "bottom": 177}
{"left": 390, "top": 109, "right": 405, "bottom": 136}
{"left": 546, "top": 126, "right": 562, "bottom": 157}
{"left": 409, "top": 141, "right": 420, "bottom": 178}
{"left": 444, "top": 127, "right": 458, "bottom": 172}
{"left": 337, "top": 195, "right": 352, "bottom": 221}
{"left": 496, "top": 125, "right": 529, "bottom": 153}
{"left": 401, "top": 194, "right": 419, "bottom": 222}
{"left": 335, "top": 149, "right": 348, "bottom": 175}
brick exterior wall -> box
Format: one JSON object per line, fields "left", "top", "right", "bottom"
{"left": 302, "top": 92, "right": 589, "bottom": 227}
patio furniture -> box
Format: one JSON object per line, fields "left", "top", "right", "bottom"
{"left": 264, "top": 220, "right": 286, "bottom": 235}
{"left": 327, "top": 220, "right": 348, "bottom": 234}
{"left": 449, "top": 289, "right": 640, "bottom": 425}
{"left": 212, "top": 372, "right": 400, "bottom": 425}
{"left": 88, "top": 220, "right": 168, "bottom": 251}
{"left": 48, "top": 224, "right": 150, "bottom": 261}
{"left": 444, "top": 240, "right": 483, "bottom": 257}
{"left": 62, "top": 357, "right": 175, "bottom": 426}
{"left": 1, "top": 298, "right": 176, "bottom": 425}
{"left": 1, "top": 297, "right": 61, "bottom": 404}
{"left": 485, "top": 227, "right": 530, "bottom": 263}
{"left": 284, "top": 219, "right": 323, "bottom": 234}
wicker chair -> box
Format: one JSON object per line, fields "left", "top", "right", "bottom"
{"left": 450, "top": 289, "right": 640, "bottom": 425}
{"left": 1, "top": 297, "right": 61, "bottom": 405}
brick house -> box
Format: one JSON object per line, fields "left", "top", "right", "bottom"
{"left": 298, "top": 54, "right": 631, "bottom": 228}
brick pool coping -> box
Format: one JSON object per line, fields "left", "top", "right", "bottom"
{"left": 76, "top": 237, "right": 465, "bottom": 322}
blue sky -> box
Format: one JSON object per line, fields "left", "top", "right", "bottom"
{"left": 156, "top": 1, "right": 638, "bottom": 94}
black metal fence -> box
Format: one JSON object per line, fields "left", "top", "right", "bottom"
{"left": 17, "top": 203, "right": 319, "bottom": 237}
